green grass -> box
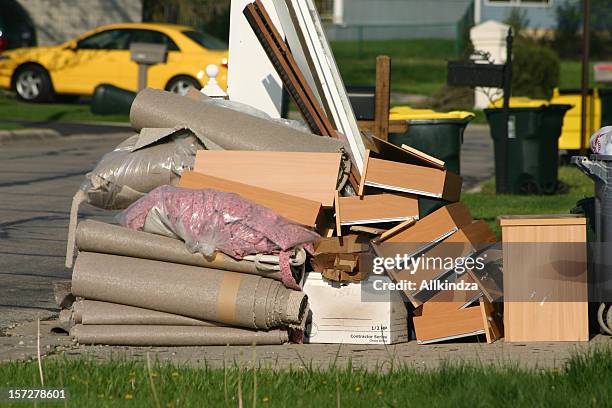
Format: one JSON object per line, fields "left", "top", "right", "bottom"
{"left": 0, "top": 94, "right": 128, "bottom": 123}
{"left": 559, "top": 61, "right": 596, "bottom": 90}
{"left": 332, "top": 39, "right": 589, "bottom": 98}
{"left": 332, "top": 39, "right": 456, "bottom": 96}
{"left": 463, "top": 166, "right": 593, "bottom": 237}
{"left": 0, "top": 347, "right": 610, "bottom": 407}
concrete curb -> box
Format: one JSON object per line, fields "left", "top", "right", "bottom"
{"left": 0, "top": 128, "right": 62, "bottom": 143}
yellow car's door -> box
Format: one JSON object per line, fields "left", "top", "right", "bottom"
{"left": 52, "top": 29, "right": 134, "bottom": 94}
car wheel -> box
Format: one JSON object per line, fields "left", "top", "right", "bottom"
{"left": 166, "top": 76, "right": 200, "bottom": 96}
{"left": 14, "top": 65, "right": 54, "bottom": 102}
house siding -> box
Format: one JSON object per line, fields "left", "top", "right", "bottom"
{"left": 17, "top": 0, "right": 142, "bottom": 45}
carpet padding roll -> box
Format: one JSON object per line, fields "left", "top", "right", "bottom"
{"left": 75, "top": 220, "right": 298, "bottom": 281}
{"left": 72, "top": 300, "right": 223, "bottom": 326}
{"left": 70, "top": 325, "right": 288, "bottom": 346}
{"left": 130, "top": 88, "right": 346, "bottom": 154}
{"left": 71, "top": 252, "right": 307, "bottom": 329}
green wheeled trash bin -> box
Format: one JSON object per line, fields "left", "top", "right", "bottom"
{"left": 484, "top": 103, "right": 572, "bottom": 195}
{"left": 600, "top": 88, "right": 612, "bottom": 127}
{"left": 91, "top": 84, "right": 136, "bottom": 116}
{"left": 388, "top": 107, "right": 474, "bottom": 175}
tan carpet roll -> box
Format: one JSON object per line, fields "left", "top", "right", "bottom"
{"left": 75, "top": 220, "right": 293, "bottom": 281}
{"left": 71, "top": 252, "right": 307, "bottom": 329}
{"left": 72, "top": 300, "right": 223, "bottom": 326}
{"left": 70, "top": 325, "right": 288, "bottom": 346}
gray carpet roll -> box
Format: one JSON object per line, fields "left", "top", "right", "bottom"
{"left": 75, "top": 220, "right": 302, "bottom": 281}
{"left": 71, "top": 252, "right": 307, "bottom": 330}
{"left": 70, "top": 325, "right": 288, "bottom": 346}
{"left": 72, "top": 300, "right": 223, "bottom": 326}
{"left": 130, "top": 88, "right": 346, "bottom": 154}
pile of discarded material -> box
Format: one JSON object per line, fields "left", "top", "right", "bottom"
{"left": 56, "top": 0, "right": 507, "bottom": 346}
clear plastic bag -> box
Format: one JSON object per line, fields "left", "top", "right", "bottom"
{"left": 81, "top": 129, "right": 203, "bottom": 210}
{"left": 119, "top": 186, "right": 320, "bottom": 259}
{"left": 210, "top": 99, "right": 310, "bottom": 132}
{"left": 590, "top": 126, "right": 612, "bottom": 155}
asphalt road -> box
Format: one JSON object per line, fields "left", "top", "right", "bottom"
{"left": 0, "top": 125, "right": 493, "bottom": 332}
{"left": 0, "top": 132, "right": 130, "bottom": 330}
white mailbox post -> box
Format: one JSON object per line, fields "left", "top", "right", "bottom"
{"left": 470, "top": 21, "right": 510, "bottom": 109}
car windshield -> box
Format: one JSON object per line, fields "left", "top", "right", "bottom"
{"left": 182, "top": 30, "right": 227, "bottom": 50}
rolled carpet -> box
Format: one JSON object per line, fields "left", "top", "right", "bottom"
{"left": 130, "top": 88, "right": 346, "bottom": 154}
{"left": 72, "top": 300, "right": 224, "bottom": 326}
{"left": 75, "top": 220, "right": 307, "bottom": 282}
{"left": 70, "top": 325, "right": 288, "bottom": 346}
{"left": 71, "top": 252, "right": 307, "bottom": 330}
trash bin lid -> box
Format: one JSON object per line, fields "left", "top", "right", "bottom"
{"left": 389, "top": 106, "right": 475, "bottom": 121}
{"left": 489, "top": 97, "right": 549, "bottom": 109}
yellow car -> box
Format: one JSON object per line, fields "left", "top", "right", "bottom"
{"left": 0, "top": 23, "right": 228, "bottom": 102}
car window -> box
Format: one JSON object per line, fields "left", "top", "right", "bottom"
{"left": 130, "top": 29, "right": 180, "bottom": 51}
{"left": 182, "top": 30, "right": 227, "bottom": 50}
{"left": 77, "top": 29, "right": 131, "bottom": 50}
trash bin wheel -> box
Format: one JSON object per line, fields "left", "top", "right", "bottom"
{"left": 518, "top": 178, "right": 541, "bottom": 195}
{"left": 597, "top": 302, "right": 612, "bottom": 335}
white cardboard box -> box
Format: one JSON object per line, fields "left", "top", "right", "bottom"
{"left": 303, "top": 272, "right": 409, "bottom": 344}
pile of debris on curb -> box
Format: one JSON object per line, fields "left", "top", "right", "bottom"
{"left": 51, "top": 0, "right": 590, "bottom": 346}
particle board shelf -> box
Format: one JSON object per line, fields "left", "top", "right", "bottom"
{"left": 193, "top": 150, "right": 342, "bottom": 207}
{"left": 334, "top": 193, "right": 419, "bottom": 230}
{"left": 178, "top": 171, "right": 323, "bottom": 229}
{"left": 413, "top": 297, "right": 501, "bottom": 344}
{"left": 357, "top": 150, "right": 461, "bottom": 201}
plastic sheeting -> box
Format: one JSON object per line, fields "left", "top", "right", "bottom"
{"left": 82, "top": 127, "right": 203, "bottom": 210}
{"left": 70, "top": 324, "right": 288, "bottom": 346}
{"left": 71, "top": 252, "right": 307, "bottom": 330}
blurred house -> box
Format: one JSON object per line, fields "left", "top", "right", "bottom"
{"left": 322, "top": 0, "right": 580, "bottom": 41}
{"left": 16, "top": 0, "right": 142, "bottom": 45}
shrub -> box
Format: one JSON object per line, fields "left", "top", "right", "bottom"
{"left": 511, "top": 40, "right": 560, "bottom": 99}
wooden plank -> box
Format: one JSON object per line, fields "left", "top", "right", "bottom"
{"left": 401, "top": 144, "right": 445, "bottom": 168}
{"left": 349, "top": 225, "right": 387, "bottom": 235}
{"left": 498, "top": 214, "right": 586, "bottom": 227}
{"left": 178, "top": 171, "right": 322, "bottom": 228}
{"left": 194, "top": 150, "right": 341, "bottom": 207}
{"left": 500, "top": 217, "right": 588, "bottom": 342}
{"left": 244, "top": 1, "right": 336, "bottom": 137}
{"left": 480, "top": 297, "right": 503, "bottom": 343}
{"left": 375, "top": 218, "right": 416, "bottom": 243}
{"left": 363, "top": 156, "right": 462, "bottom": 201}
{"left": 336, "top": 193, "right": 418, "bottom": 226}
{"left": 374, "top": 55, "right": 391, "bottom": 141}
{"left": 365, "top": 134, "right": 445, "bottom": 169}
{"left": 334, "top": 191, "right": 342, "bottom": 237}
{"left": 357, "top": 149, "right": 370, "bottom": 196}
{"left": 358, "top": 120, "right": 408, "bottom": 134}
